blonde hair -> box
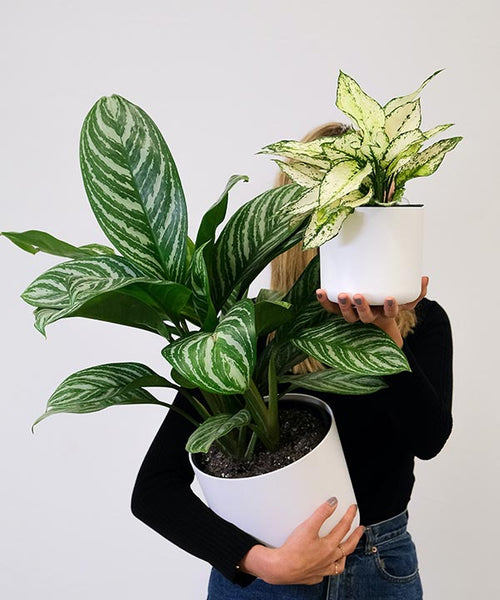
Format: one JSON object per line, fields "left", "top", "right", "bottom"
{"left": 270, "top": 122, "right": 417, "bottom": 375}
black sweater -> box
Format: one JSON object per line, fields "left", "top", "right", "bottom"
{"left": 131, "top": 298, "right": 453, "bottom": 584}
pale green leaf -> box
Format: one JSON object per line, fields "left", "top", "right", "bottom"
{"left": 423, "top": 123, "right": 453, "bottom": 140}
{"left": 303, "top": 205, "right": 354, "bottom": 249}
{"left": 336, "top": 71, "right": 385, "bottom": 136}
{"left": 319, "top": 160, "right": 372, "bottom": 207}
{"left": 385, "top": 100, "right": 422, "bottom": 140}
{"left": 384, "top": 70, "right": 443, "bottom": 114}
{"left": 274, "top": 160, "right": 324, "bottom": 188}
{"left": 383, "top": 129, "right": 426, "bottom": 169}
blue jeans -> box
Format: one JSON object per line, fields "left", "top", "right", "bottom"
{"left": 207, "top": 511, "right": 423, "bottom": 599}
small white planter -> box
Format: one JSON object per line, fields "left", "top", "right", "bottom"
{"left": 190, "top": 393, "right": 359, "bottom": 548}
{"left": 320, "top": 205, "right": 424, "bottom": 306}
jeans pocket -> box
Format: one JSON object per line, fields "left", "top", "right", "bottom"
{"left": 373, "top": 531, "right": 420, "bottom": 583}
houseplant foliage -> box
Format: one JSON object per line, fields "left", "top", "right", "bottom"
{"left": 259, "top": 70, "right": 462, "bottom": 248}
{"left": 2, "top": 94, "right": 411, "bottom": 463}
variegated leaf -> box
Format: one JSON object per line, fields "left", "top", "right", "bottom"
{"left": 383, "top": 129, "right": 426, "bottom": 169}
{"left": 162, "top": 300, "right": 256, "bottom": 394}
{"left": 211, "top": 184, "right": 305, "bottom": 309}
{"left": 286, "top": 187, "right": 320, "bottom": 217}
{"left": 292, "top": 317, "right": 410, "bottom": 375}
{"left": 195, "top": 174, "right": 249, "bottom": 249}
{"left": 254, "top": 299, "right": 293, "bottom": 336}
{"left": 186, "top": 409, "right": 252, "bottom": 453}
{"left": 0, "top": 230, "right": 115, "bottom": 259}
{"left": 190, "top": 242, "right": 217, "bottom": 330}
{"left": 303, "top": 205, "right": 354, "bottom": 249}
{"left": 384, "top": 70, "right": 443, "bottom": 114}
{"left": 339, "top": 187, "right": 374, "bottom": 209}
{"left": 423, "top": 123, "right": 453, "bottom": 139}
{"left": 21, "top": 256, "right": 152, "bottom": 308}
{"left": 33, "top": 363, "right": 169, "bottom": 428}
{"left": 395, "top": 137, "right": 463, "bottom": 188}
{"left": 259, "top": 139, "right": 333, "bottom": 168}
{"left": 33, "top": 291, "right": 175, "bottom": 337}
{"left": 80, "top": 95, "right": 187, "bottom": 281}
{"left": 321, "top": 130, "right": 363, "bottom": 160}
{"left": 336, "top": 71, "right": 385, "bottom": 137}
{"left": 279, "top": 368, "right": 388, "bottom": 395}
{"left": 319, "top": 160, "right": 372, "bottom": 207}
{"left": 385, "top": 100, "right": 422, "bottom": 140}
{"left": 274, "top": 160, "right": 324, "bottom": 188}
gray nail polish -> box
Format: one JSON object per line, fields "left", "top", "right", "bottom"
{"left": 339, "top": 297, "right": 347, "bottom": 305}
{"left": 354, "top": 297, "right": 362, "bottom": 306}
{"left": 327, "top": 496, "right": 338, "bottom": 506}
{"left": 387, "top": 299, "right": 394, "bottom": 307}
{"left": 316, "top": 292, "right": 323, "bottom": 299}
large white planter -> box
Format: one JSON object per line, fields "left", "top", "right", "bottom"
{"left": 320, "top": 205, "right": 424, "bottom": 306}
{"left": 190, "top": 393, "right": 359, "bottom": 548}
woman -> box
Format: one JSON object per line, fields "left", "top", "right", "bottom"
{"left": 131, "top": 123, "right": 453, "bottom": 599}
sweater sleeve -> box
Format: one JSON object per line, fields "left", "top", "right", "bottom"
{"left": 131, "top": 391, "right": 259, "bottom": 585}
{"left": 383, "top": 299, "right": 453, "bottom": 460}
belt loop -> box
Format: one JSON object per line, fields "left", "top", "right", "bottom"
{"left": 363, "top": 525, "right": 374, "bottom": 554}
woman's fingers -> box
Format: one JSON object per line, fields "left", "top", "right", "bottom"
{"left": 338, "top": 294, "right": 359, "bottom": 323}
{"left": 383, "top": 297, "right": 398, "bottom": 319}
{"left": 315, "top": 289, "right": 340, "bottom": 314}
{"left": 326, "top": 504, "right": 359, "bottom": 543}
{"left": 301, "top": 497, "right": 339, "bottom": 536}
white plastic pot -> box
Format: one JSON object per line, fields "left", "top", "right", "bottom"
{"left": 190, "top": 393, "right": 359, "bottom": 548}
{"left": 320, "top": 205, "right": 424, "bottom": 306}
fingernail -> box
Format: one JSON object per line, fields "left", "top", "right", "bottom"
{"left": 316, "top": 292, "right": 323, "bottom": 299}
{"left": 354, "top": 297, "right": 362, "bottom": 306}
{"left": 327, "top": 496, "right": 338, "bottom": 507}
{"left": 387, "top": 299, "right": 393, "bottom": 307}
{"left": 339, "top": 296, "right": 347, "bottom": 305}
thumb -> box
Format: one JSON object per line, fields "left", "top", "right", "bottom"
{"left": 302, "top": 497, "right": 338, "bottom": 535}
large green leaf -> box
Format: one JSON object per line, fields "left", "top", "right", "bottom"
{"left": 292, "top": 317, "right": 410, "bottom": 376}
{"left": 279, "top": 368, "right": 388, "bottom": 395}
{"left": 303, "top": 205, "right": 354, "bottom": 249}
{"left": 259, "top": 139, "right": 333, "bottom": 168}
{"left": 273, "top": 160, "right": 325, "bottom": 188}
{"left": 211, "top": 184, "right": 306, "bottom": 309}
{"left": 33, "top": 363, "right": 171, "bottom": 428}
{"left": 80, "top": 94, "right": 187, "bottom": 281}
{"left": 318, "top": 160, "right": 372, "bottom": 207}
{"left": 162, "top": 300, "right": 256, "bottom": 394}
{"left": 0, "top": 230, "right": 115, "bottom": 259}
{"left": 254, "top": 299, "right": 293, "bottom": 336}
{"left": 33, "top": 291, "right": 175, "bottom": 337}
{"left": 21, "top": 255, "right": 153, "bottom": 308}
{"left": 383, "top": 129, "right": 426, "bottom": 170}
{"left": 186, "top": 409, "right": 252, "bottom": 453}
{"left": 189, "top": 242, "right": 217, "bottom": 330}
{"left": 195, "top": 175, "right": 249, "bottom": 249}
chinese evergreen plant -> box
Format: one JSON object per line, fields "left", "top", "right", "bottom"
{"left": 2, "top": 93, "right": 410, "bottom": 461}
{"left": 259, "top": 70, "right": 462, "bottom": 248}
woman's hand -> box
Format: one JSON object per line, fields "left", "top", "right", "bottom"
{"left": 315, "top": 276, "right": 429, "bottom": 348}
{"left": 238, "top": 499, "right": 365, "bottom": 585}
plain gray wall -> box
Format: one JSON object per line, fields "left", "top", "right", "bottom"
{"left": 1, "top": 0, "right": 498, "bottom": 598}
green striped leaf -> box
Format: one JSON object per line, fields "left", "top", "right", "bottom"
{"left": 384, "top": 70, "right": 443, "bottom": 115}
{"left": 385, "top": 100, "right": 422, "bottom": 140}
{"left": 1, "top": 230, "right": 115, "bottom": 259}
{"left": 195, "top": 175, "right": 249, "bottom": 249}
{"left": 21, "top": 255, "right": 153, "bottom": 308}
{"left": 189, "top": 242, "right": 217, "bottom": 330}
{"left": 211, "top": 184, "right": 306, "bottom": 309}
{"left": 33, "top": 291, "right": 175, "bottom": 337}
{"left": 279, "top": 368, "right": 388, "bottom": 395}
{"left": 162, "top": 300, "right": 256, "bottom": 394}
{"left": 186, "top": 409, "right": 252, "bottom": 453}
{"left": 395, "top": 137, "right": 463, "bottom": 188}
{"left": 336, "top": 71, "right": 385, "bottom": 138}
{"left": 80, "top": 94, "right": 187, "bottom": 281}
{"left": 292, "top": 317, "right": 410, "bottom": 376}
{"left": 33, "top": 363, "right": 169, "bottom": 428}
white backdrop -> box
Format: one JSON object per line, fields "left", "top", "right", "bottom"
{"left": 1, "top": 1, "right": 498, "bottom": 598}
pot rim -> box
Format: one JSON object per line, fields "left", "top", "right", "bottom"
{"left": 189, "top": 392, "right": 334, "bottom": 482}
{"left": 355, "top": 204, "right": 423, "bottom": 209}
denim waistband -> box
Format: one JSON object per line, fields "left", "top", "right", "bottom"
{"left": 353, "top": 510, "right": 409, "bottom": 555}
